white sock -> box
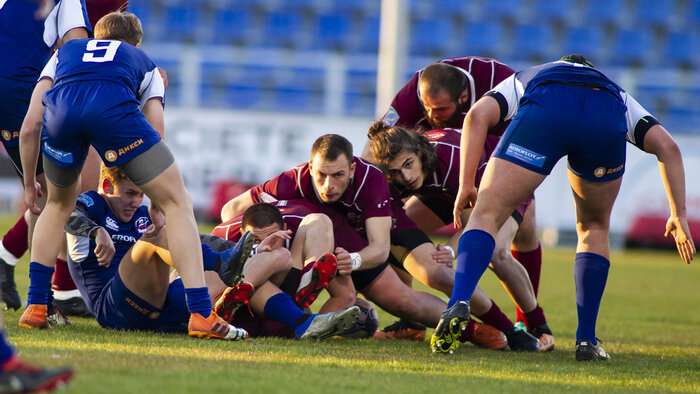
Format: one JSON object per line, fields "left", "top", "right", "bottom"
{"left": 0, "top": 240, "right": 19, "bottom": 266}
{"left": 52, "top": 289, "right": 82, "bottom": 300}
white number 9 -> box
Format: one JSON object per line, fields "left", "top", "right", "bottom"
{"left": 82, "top": 40, "right": 121, "bottom": 63}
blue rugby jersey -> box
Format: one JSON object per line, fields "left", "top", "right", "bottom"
{"left": 66, "top": 190, "right": 150, "bottom": 313}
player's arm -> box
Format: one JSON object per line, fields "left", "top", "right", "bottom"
{"left": 354, "top": 216, "right": 392, "bottom": 269}
{"left": 221, "top": 189, "right": 255, "bottom": 222}
{"left": 19, "top": 77, "right": 54, "bottom": 214}
{"left": 454, "top": 95, "right": 501, "bottom": 227}
{"left": 65, "top": 204, "right": 116, "bottom": 266}
{"left": 641, "top": 125, "right": 695, "bottom": 263}
{"left": 142, "top": 98, "right": 165, "bottom": 138}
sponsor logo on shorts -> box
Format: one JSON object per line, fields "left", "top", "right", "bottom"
{"left": 149, "top": 311, "right": 161, "bottom": 319}
{"left": 105, "top": 150, "right": 118, "bottom": 162}
{"left": 43, "top": 142, "right": 73, "bottom": 164}
{"left": 112, "top": 234, "right": 137, "bottom": 243}
{"left": 505, "top": 143, "right": 546, "bottom": 168}
{"left": 117, "top": 138, "right": 144, "bottom": 156}
{"left": 594, "top": 164, "right": 624, "bottom": 178}
{"left": 125, "top": 296, "right": 151, "bottom": 315}
{"left": 135, "top": 217, "right": 150, "bottom": 233}
{"left": 77, "top": 194, "right": 94, "bottom": 208}
{"left": 105, "top": 216, "right": 119, "bottom": 231}
{"left": 1, "top": 130, "right": 17, "bottom": 141}
{"left": 383, "top": 107, "right": 399, "bottom": 126}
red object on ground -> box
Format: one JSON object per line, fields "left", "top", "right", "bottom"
{"left": 625, "top": 214, "right": 700, "bottom": 247}
{"left": 208, "top": 180, "right": 254, "bottom": 221}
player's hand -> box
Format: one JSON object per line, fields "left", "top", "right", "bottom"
{"left": 93, "top": 228, "right": 115, "bottom": 267}
{"left": 157, "top": 67, "right": 168, "bottom": 90}
{"left": 333, "top": 247, "right": 352, "bottom": 276}
{"left": 257, "top": 230, "right": 291, "bottom": 252}
{"left": 432, "top": 243, "right": 455, "bottom": 267}
{"left": 24, "top": 179, "right": 43, "bottom": 215}
{"left": 453, "top": 185, "right": 477, "bottom": 228}
{"left": 665, "top": 216, "right": 696, "bottom": 264}
{"left": 146, "top": 205, "right": 165, "bottom": 237}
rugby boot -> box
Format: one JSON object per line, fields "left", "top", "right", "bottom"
{"left": 294, "top": 254, "right": 337, "bottom": 308}
{"left": 430, "top": 301, "right": 470, "bottom": 354}
{"left": 0, "top": 356, "right": 74, "bottom": 393}
{"left": 52, "top": 296, "right": 92, "bottom": 317}
{"left": 219, "top": 231, "right": 255, "bottom": 286}
{"left": 299, "top": 306, "right": 360, "bottom": 340}
{"left": 466, "top": 321, "right": 507, "bottom": 350}
{"left": 18, "top": 304, "right": 50, "bottom": 329}
{"left": 46, "top": 303, "right": 72, "bottom": 327}
{"left": 0, "top": 258, "right": 21, "bottom": 311}
{"left": 505, "top": 323, "right": 541, "bottom": 352}
{"left": 528, "top": 322, "right": 555, "bottom": 352}
{"left": 188, "top": 311, "right": 248, "bottom": 340}
{"left": 575, "top": 339, "right": 609, "bottom": 361}
{"left": 373, "top": 319, "right": 426, "bottom": 341}
{"left": 213, "top": 282, "right": 254, "bottom": 322}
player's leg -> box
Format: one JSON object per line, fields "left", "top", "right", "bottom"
{"left": 20, "top": 160, "right": 82, "bottom": 329}
{"left": 403, "top": 196, "right": 448, "bottom": 235}
{"left": 568, "top": 171, "right": 621, "bottom": 361}
{"left": 510, "top": 201, "right": 543, "bottom": 324}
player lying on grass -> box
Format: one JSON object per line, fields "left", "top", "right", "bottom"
{"left": 433, "top": 54, "right": 695, "bottom": 360}
{"left": 367, "top": 123, "right": 552, "bottom": 352}
{"left": 375, "top": 58, "right": 545, "bottom": 328}
{"left": 221, "top": 134, "right": 447, "bottom": 336}
{"left": 205, "top": 201, "right": 373, "bottom": 339}
{"left": 19, "top": 11, "right": 250, "bottom": 340}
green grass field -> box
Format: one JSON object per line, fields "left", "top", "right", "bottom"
{"left": 1, "top": 215, "right": 698, "bottom": 393}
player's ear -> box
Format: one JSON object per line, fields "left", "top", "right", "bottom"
{"left": 349, "top": 161, "right": 356, "bottom": 178}
{"left": 102, "top": 178, "right": 113, "bottom": 194}
{"left": 457, "top": 90, "right": 468, "bottom": 105}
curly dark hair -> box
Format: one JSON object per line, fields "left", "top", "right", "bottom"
{"left": 367, "top": 121, "right": 437, "bottom": 180}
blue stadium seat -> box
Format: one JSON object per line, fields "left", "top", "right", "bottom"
{"left": 483, "top": 0, "right": 523, "bottom": 20}
{"left": 312, "top": 13, "right": 353, "bottom": 50}
{"left": 353, "top": 16, "right": 380, "bottom": 53}
{"left": 410, "top": 18, "right": 455, "bottom": 57}
{"left": 584, "top": 0, "right": 624, "bottom": 24}
{"left": 610, "top": 28, "right": 654, "bottom": 66}
{"left": 262, "top": 10, "right": 305, "bottom": 48}
{"left": 512, "top": 24, "right": 554, "bottom": 61}
{"left": 662, "top": 31, "right": 700, "bottom": 67}
{"left": 532, "top": 0, "right": 575, "bottom": 22}
{"left": 162, "top": 4, "right": 201, "bottom": 42}
{"left": 561, "top": 26, "right": 604, "bottom": 61}
{"left": 635, "top": 0, "right": 674, "bottom": 26}
{"left": 127, "top": 2, "right": 153, "bottom": 30}
{"left": 458, "top": 21, "right": 506, "bottom": 58}
{"left": 689, "top": 0, "right": 700, "bottom": 24}
{"left": 345, "top": 70, "right": 376, "bottom": 117}
{"left": 209, "top": 8, "right": 253, "bottom": 45}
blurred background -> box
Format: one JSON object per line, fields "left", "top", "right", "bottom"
{"left": 1, "top": 0, "right": 698, "bottom": 247}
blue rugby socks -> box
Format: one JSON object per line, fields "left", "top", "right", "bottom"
{"left": 200, "top": 244, "right": 220, "bottom": 271}
{"left": 574, "top": 252, "right": 610, "bottom": 345}
{"left": 449, "top": 229, "right": 496, "bottom": 308}
{"left": 263, "top": 293, "right": 313, "bottom": 338}
{"left": 27, "top": 262, "right": 54, "bottom": 306}
{"left": 184, "top": 287, "right": 213, "bottom": 317}
{"left": 0, "top": 332, "right": 14, "bottom": 369}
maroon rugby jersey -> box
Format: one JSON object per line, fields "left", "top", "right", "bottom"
{"left": 383, "top": 57, "right": 514, "bottom": 134}
{"left": 86, "top": 0, "right": 128, "bottom": 30}
{"left": 249, "top": 157, "right": 392, "bottom": 236}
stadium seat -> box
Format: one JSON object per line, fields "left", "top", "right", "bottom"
{"left": 662, "top": 31, "right": 700, "bottom": 67}
{"left": 560, "top": 26, "right": 605, "bottom": 62}
{"left": 351, "top": 16, "right": 380, "bottom": 53}
{"left": 584, "top": 0, "right": 624, "bottom": 24}
{"left": 162, "top": 4, "right": 202, "bottom": 42}
{"left": 634, "top": 0, "right": 674, "bottom": 27}
{"left": 483, "top": 0, "right": 523, "bottom": 21}
{"left": 532, "top": 0, "right": 575, "bottom": 22}
{"left": 127, "top": 2, "right": 153, "bottom": 31}
{"left": 458, "top": 21, "right": 506, "bottom": 59}
{"left": 511, "top": 24, "right": 554, "bottom": 61}
{"left": 311, "top": 13, "right": 353, "bottom": 50}
{"left": 610, "top": 28, "right": 654, "bottom": 66}
{"left": 209, "top": 8, "right": 253, "bottom": 45}
{"left": 262, "top": 10, "right": 306, "bottom": 48}
{"left": 409, "top": 17, "right": 455, "bottom": 57}
{"left": 689, "top": 0, "right": 700, "bottom": 24}
{"left": 345, "top": 70, "right": 376, "bottom": 117}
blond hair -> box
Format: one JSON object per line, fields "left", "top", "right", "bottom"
{"left": 94, "top": 12, "right": 143, "bottom": 46}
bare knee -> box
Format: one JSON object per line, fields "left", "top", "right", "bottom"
{"left": 423, "top": 265, "right": 454, "bottom": 295}
{"left": 489, "top": 246, "right": 512, "bottom": 277}
{"left": 300, "top": 213, "right": 332, "bottom": 232}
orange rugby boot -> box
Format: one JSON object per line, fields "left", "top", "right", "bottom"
{"left": 188, "top": 311, "right": 248, "bottom": 340}
{"left": 18, "top": 304, "right": 51, "bottom": 329}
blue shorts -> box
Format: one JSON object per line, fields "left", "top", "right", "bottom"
{"left": 41, "top": 81, "right": 162, "bottom": 168}
{"left": 493, "top": 84, "right": 628, "bottom": 182}
{"left": 94, "top": 272, "right": 189, "bottom": 333}
{"left": 0, "top": 77, "right": 33, "bottom": 149}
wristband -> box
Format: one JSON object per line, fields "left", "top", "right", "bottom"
{"left": 443, "top": 245, "right": 456, "bottom": 260}
{"left": 349, "top": 253, "right": 362, "bottom": 271}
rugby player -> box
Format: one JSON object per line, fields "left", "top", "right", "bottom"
{"left": 17, "top": 12, "right": 236, "bottom": 340}
{"left": 221, "top": 134, "right": 446, "bottom": 332}
{"left": 368, "top": 124, "right": 552, "bottom": 351}
{"left": 433, "top": 55, "right": 695, "bottom": 360}
{"left": 377, "top": 57, "right": 544, "bottom": 327}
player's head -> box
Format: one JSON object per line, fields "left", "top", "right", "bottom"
{"left": 94, "top": 11, "right": 143, "bottom": 47}
{"left": 559, "top": 54, "right": 595, "bottom": 68}
{"left": 100, "top": 164, "right": 144, "bottom": 223}
{"left": 309, "top": 134, "right": 356, "bottom": 203}
{"left": 418, "top": 63, "right": 469, "bottom": 129}
{"left": 367, "top": 121, "right": 436, "bottom": 191}
{"left": 241, "top": 203, "right": 285, "bottom": 244}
